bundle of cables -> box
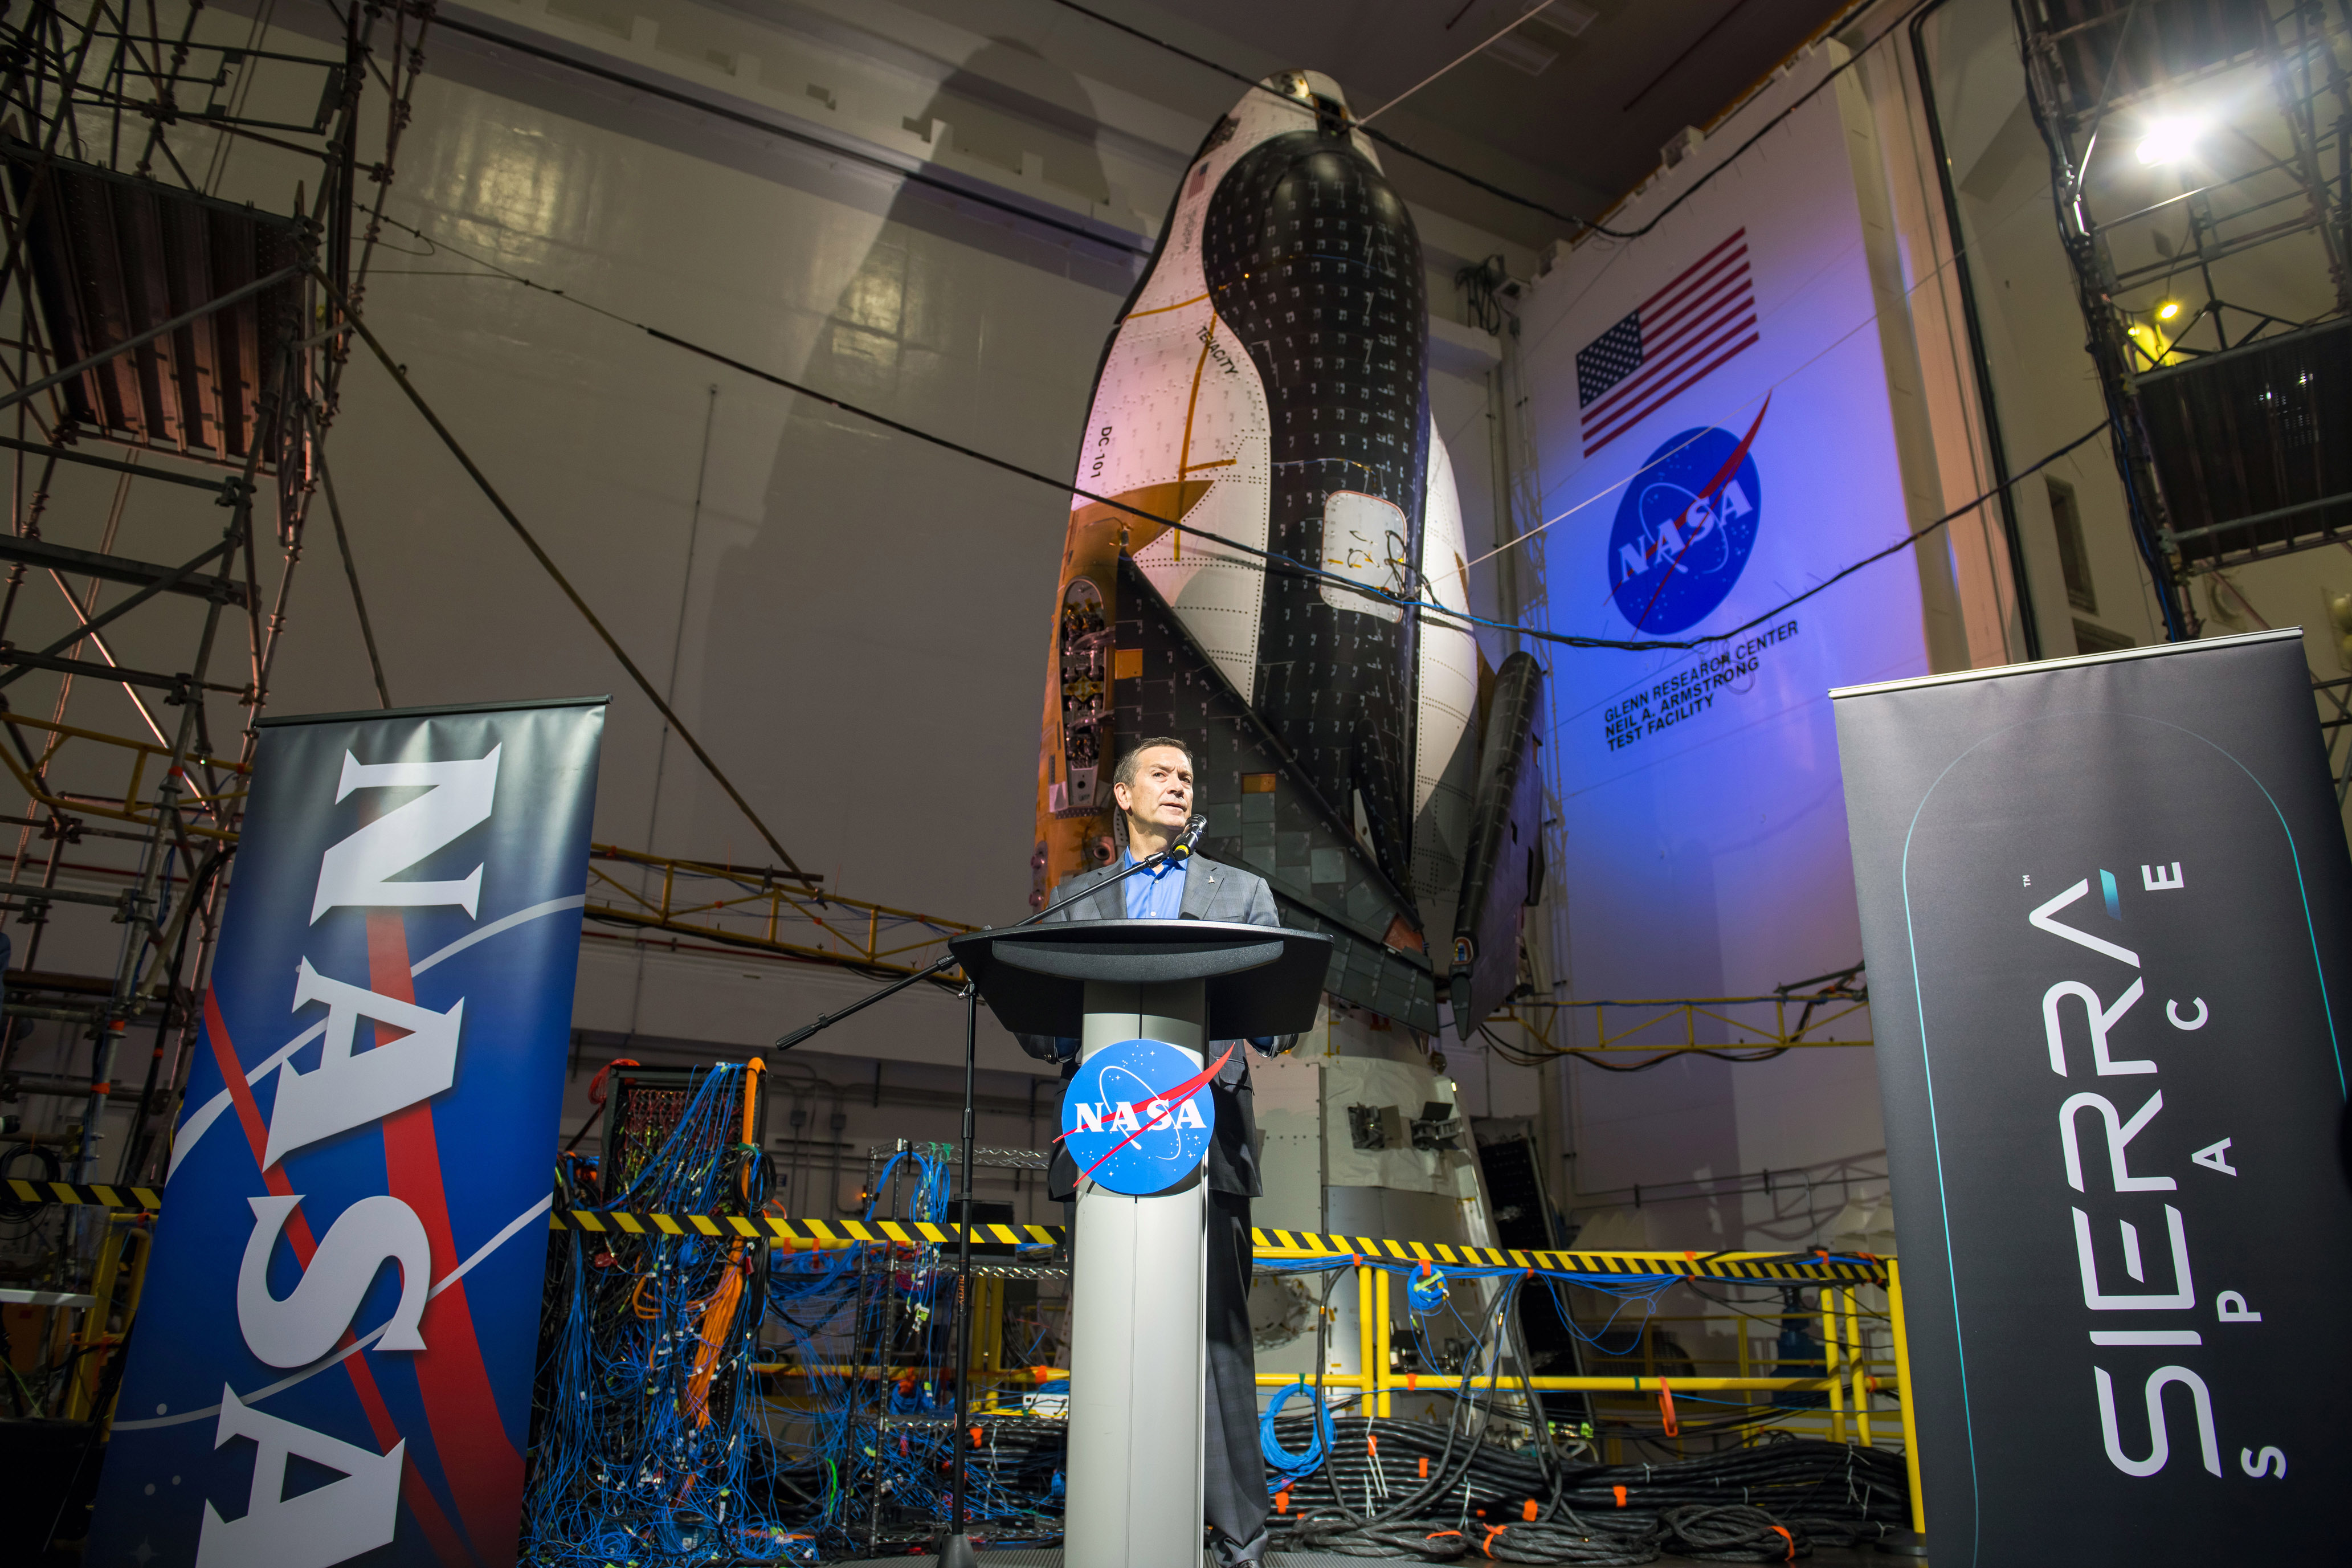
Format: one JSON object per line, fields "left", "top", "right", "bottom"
{"left": 1271, "top": 1419, "right": 1908, "bottom": 1562}
{"left": 1253, "top": 1255, "right": 1908, "bottom": 1563}
{"left": 524, "top": 1066, "right": 817, "bottom": 1565}
{"left": 757, "top": 1142, "right": 1068, "bottom": 1555}
{"left": 1262, "top": 1381, "right": 1338, "bottom": 1485}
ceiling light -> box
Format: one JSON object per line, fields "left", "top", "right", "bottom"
{"left": 2137, "top": 117, "right": 2205, "bottom": 165}
{"left": 2157, "top": 300, "right": 2182, "bottom": 320}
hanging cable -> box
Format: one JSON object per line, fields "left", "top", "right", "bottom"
{"left": 322, "top": 270, "right": 814, "bottom": 878}
{"left": 1357, "top": 2, "right": 1560, "bottom": 125}
{"left": 355, "top": 213, "right": 2110, "bottom": 660}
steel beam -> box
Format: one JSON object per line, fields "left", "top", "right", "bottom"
{"left": 0, "top": 534, "right": 243, "bottom": 605}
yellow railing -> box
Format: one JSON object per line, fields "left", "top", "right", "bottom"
{"left": 0, "top": 711, "right": 248, "bottom": 841}
{"left": 1248, "top": 1256, "right": 1924, "bottom": 1534}
{"left": 583, "top": 843, "right": 978, "bottom": 981}
{"left": 1492, "top": 991, "right": 1871, "bottom": 1055}
{"left": 67, "top": 1216, "right": 150, "bottom": 1423}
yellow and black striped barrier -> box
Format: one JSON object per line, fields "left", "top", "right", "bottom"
{"left": 6, "top": 1181, "right": 1886, "bottom": 1284}
{"left": 5, "top": 1179, "right": 163, "bottom": 1211}
{"left": 1250, "top": 1230, "right": 1888, "bottom": 1283}
{"left": 552, "top": 1210, "right": 1063, "bottom": 1248}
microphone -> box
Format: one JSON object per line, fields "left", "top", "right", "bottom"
{"left": 1168, "top": 813, "right": 1209, "bottom": 861}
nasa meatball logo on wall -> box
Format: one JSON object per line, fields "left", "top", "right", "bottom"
{"left": 1061, "top": 1038, "right": 1215, "bottom": 1195}
{"left": 1606, "top": 419, "right": 1763, "bottom": 634}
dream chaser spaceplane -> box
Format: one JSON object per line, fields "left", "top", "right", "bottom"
{"left": 1032, "top": 70, "right": 1545, "bottom": 1038}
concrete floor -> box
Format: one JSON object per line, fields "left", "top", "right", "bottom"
{"left": 840, "top": 1551, "right": 1921, "bottom": 1566}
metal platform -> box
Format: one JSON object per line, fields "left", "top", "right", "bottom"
{"left": 7, "top": 141, "right": 311, "bottom": 466}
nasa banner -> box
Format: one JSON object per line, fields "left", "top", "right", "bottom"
{"left": 89, "top": 697, "right": 607, "bottom": 1568}
{"left": 1831, "top": 631, "right": 2352, "bottom": 1559}
{"left": 1519, "top": 42, "right": 1947, "bottom": 1084}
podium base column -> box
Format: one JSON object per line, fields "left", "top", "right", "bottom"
{"left": 1063, "top": 978, "right": 1210, "bottom": 1568}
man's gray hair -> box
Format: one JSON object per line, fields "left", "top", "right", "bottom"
{"left": 1112, "top": 736, "right": 1193, "bottom": 793}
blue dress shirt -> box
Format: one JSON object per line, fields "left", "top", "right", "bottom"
{"left": 1122, "top": 848, "right": 1187, "bottom": 920}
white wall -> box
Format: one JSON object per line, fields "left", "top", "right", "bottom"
{"left": 1491, "top": 46, "right": 1959, "bottom": 1252}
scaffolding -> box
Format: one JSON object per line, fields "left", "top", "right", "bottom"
{"left": 2016, "top": 0, "right": 2352, "bottom": 622}
{"left": 0, "top": 0, "right": 432, "bottom": 1423}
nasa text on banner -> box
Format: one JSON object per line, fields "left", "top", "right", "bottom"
{"left": 88, "top": 696, "right": 607, "bottom": 1568}
{"left": 1831, "top": 631, "right": 2352, "bottom": 1560}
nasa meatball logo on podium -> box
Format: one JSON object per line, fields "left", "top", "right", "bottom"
{"left": 1061, "top": 1039, "right": 1215, "bottom": 1195}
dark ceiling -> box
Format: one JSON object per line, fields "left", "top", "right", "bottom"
{"left": 1025, "top": 0, "right": 1860, "bottom": 250}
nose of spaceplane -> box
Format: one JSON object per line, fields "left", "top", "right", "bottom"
{"left": 1298, "top": 70, "right": 1350, "bottom": 111}
{"left": 1263, "top": 68, "right": 1353, "bottom": 119}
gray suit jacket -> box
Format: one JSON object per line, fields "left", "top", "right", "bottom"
{"left": 1023, "top": 853, "right": 1292, "bottom": 1199}
{"left": 1037, "top": 850, "right": 1284, "bottom": 926}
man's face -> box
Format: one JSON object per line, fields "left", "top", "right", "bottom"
{"left": 1115, "top": 746, "right": 1194, "bottom": 836}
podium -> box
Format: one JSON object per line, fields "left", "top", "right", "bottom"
{"left": 950, "top": 918, "right": 1329, "bottom": 1566}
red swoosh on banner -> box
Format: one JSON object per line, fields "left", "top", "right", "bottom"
{"left": 203, "top": 993, "right": 472, "bottom": 1567}
{"left": 1630, "top": 393, "right": 1770, "bottom": 630}
{"left": 1067, "top": 1045, "right": 1234, "bottom": 1185}
{"left": 367, "top": 910, "right": 527, "bottom": 1568}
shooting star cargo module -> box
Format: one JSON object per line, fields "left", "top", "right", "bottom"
{"left": 1032, "top": 70, "right": 1545, "bottom": 1038}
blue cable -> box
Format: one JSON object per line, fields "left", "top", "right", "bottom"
{"left": 1260, "top": 1381, "right": 1335, "bottom": 1479}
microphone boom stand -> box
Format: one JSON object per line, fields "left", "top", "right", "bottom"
{"left": 945, "top": 981, "right": 979, "bottom": 1568}
{"left": 769, "top": 819, "right": 1205, "bottom": 1566}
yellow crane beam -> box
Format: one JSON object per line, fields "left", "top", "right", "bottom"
{"left": 581, "top": 843, "right": 974, "bottom": 981}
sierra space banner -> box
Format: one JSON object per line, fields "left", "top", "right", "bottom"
{"left": 1516, "top": 46, "right": 1932, "bottom": 1187}
{"left": 89, "top": 697, "right": 606, "bottom": 1568}
{"left": 1833, "top": 631, "right": 2352, "bottom": 1559}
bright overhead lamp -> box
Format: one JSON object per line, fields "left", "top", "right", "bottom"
{"left": 2157, "top": 300, "right": 2183, "bottom": 320}
{"left": 2137, "top": 116, "right": 2205, "bottom": 165}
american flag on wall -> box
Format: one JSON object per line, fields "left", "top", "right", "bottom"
{"left": 1575, "top": 230, "right": 1758, "bottom": 457}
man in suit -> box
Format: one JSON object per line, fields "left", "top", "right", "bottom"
{"left": 1021, "top": 736, "right": 1289, "bottom": 1568}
